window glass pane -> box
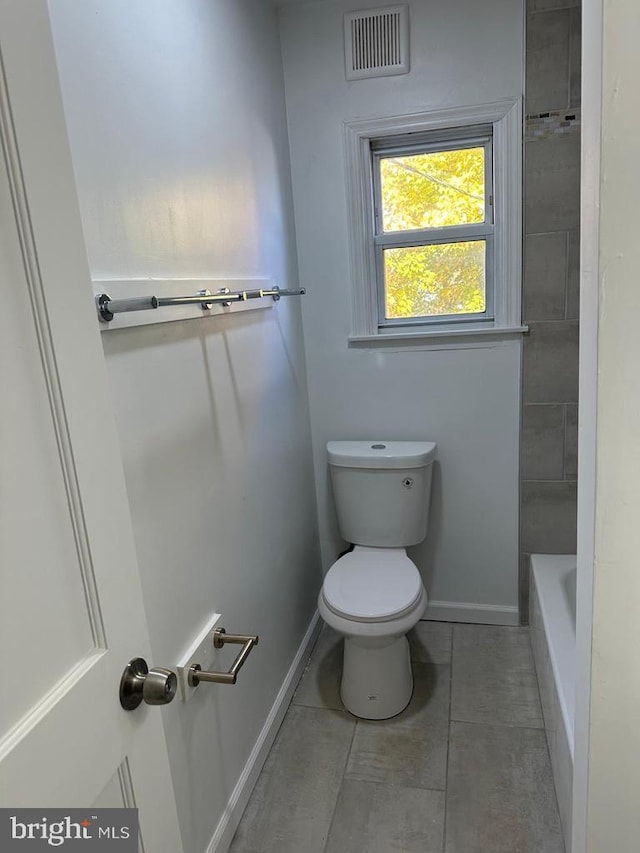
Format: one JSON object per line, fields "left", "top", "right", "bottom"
{"left": 383, "top": 240, "right": 486, "bottom": 320}
{"left": 379, "top": 146, "right": 485, "bottom": 232}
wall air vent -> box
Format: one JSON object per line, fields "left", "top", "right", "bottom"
{"left": 344, "top": 5, "right": 409, "bottom": 81}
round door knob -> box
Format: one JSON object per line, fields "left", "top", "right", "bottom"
{"left": 120, "top": 658, "right": 178, "bottom": 711}
{"left": 143, "top": 667, "right": 177, "bottom": 705}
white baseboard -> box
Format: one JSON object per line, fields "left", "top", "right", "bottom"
{"left": 425, "top": 600, "right": 520, "bottom": 626}
{"left": 206, "top": 611, "right": 322, "bottom": 853}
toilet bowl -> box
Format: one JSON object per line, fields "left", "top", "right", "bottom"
{"left": 318, "top": 440, "right": 437, "bottom": 720}
{"left": 318, "top": 546, "right": 427, "bottom": 719}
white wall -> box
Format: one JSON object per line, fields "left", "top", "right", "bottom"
{"left": 49, "top": 2, "right": 321, "bottom": 851}
{"left": 575, "top": 0, "right": 640, "bottom": 848}
{"left": 572, "top": 0, "right": 599, "bottom": 846}
{"left": 278, "top": 0, "right": 524, "bottom": 620}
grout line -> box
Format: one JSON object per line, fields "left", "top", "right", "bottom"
{"left": 448, "top": 716, "right": 546, "bottom": 732}
{"left": 519, "top": 555, "right": 529, "bottom": 628}
{"left": 527, "top": 4, "right": 580, "bottom": 15}
{"left": 292, "top": 700, "right": 346, "bottom": 712}
{"left": 562, "top": 403, "right": 568, "bottom": 480}
{"left": 529, "top": 628, "right": 548, "bottom": 730}
{"left": 442, "top": 627, "right": 455, "bottom": 853}
{"left": 521, "top": 478, "right": 577, "bottom": 484}
{"left": 340, "top": 775, "right": 448, "bottom": 795}
{"left": 567, "top": 5, "right": 579, "bottom": 109}
{"left": 564, "top": 9, "right": 572, "bottom": 115}
{"left": 564, "top": 230, "right": 571, "bottom": 320}
{"left": 319, "top": 634, "right": 356, "bottom": 853}
{"left": 321, "top": 774, "right": 347, "bottom": 853}
{"left": 527, "top": 625, "right": 564, "bottom": 825}
{"left": 525, "top": 229, "right": 576, "bottom": 238}
{"left": 523, "top": 318, "right": 580, "bottom": 325}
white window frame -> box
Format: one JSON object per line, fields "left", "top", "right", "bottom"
{"left": 343, "top": 100, "right": 524, "bottom": 344}
{"left": 372, "top": 129, "right": 494, "bottom": 328}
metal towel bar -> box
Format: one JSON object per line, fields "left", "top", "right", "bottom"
{"left": 96, "top": 286, "right": 305, "bottom": 323}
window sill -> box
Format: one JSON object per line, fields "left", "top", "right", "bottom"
{"left": 347, "top": 324, "right": 528, "bottom": 349}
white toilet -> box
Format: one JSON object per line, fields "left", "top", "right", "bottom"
{"left": 318, "top": 440, "right": 437, "bottom": 720}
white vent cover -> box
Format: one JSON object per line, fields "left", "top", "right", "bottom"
{"left": 344, "top": 5, "right": 409, "bottom": 81}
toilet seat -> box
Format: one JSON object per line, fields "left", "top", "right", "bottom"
{"left": 322, "top": 547, "right": 423, "bottom": 622}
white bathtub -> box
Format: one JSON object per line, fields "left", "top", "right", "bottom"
{"left": 530, "top": 554, "right": 575, "bottom": 852}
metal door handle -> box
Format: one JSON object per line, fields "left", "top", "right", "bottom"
{"left": 189, "top": 628, "right": 259, "bottom": 686}
{"left": 120, "top": 657, "right": 177, "bottom": 710}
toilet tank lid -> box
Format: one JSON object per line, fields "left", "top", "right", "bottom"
{"left": 327, "top": 440, "right": 437, "bottom": 469}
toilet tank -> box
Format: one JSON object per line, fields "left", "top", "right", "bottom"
{"left": 327, "top": 441, "right": 437, "bottom": 547}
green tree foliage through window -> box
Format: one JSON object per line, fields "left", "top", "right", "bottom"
{"left": 384, "top": 242, "right": 486, "bottom": 319}
{"left": 378, "top": 145, "right": 488, "bottom": 320}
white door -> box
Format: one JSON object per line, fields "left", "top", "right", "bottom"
{"left": 0, "top": 2, "right": 183, "bottom": 849}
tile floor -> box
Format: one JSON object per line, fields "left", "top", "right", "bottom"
{"left": 230, "top": 622, "right": 565, "bottom": 853}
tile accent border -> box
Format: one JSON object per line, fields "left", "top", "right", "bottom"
{"left": 526, "top": 108, "right": 581, "bottom": 142}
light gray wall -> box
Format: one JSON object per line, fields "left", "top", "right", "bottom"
{"left": 278, "top": 0, "right": 524, "bottom": 621}
{"left": 49, "top": 2, "right": 320, "bottom": 851}
{"left": 577, "top": 0, "right": 640, "bottom": 844}
{"left": 521, "top": 0, "right": 581, "bottom": 618}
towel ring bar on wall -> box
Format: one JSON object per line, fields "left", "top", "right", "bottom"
{"left": 96, "top": 286, "right": 305, "bottom": 323}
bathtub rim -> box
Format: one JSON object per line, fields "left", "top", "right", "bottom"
{"left": 530, "top": 553, "right": 576, "bottom": 757}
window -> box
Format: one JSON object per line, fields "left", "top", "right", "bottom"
{"left": 372, "top": 130, "right": 493, "bottom": 327}
{"left": 344, "top": 102, "right": 522, "bottom": 343}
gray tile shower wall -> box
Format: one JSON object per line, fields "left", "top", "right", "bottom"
{"left": 526, "top": 9, "right": 571, "bottom": 114}
{"left": 521, "top": 0, "right": 581, "bottom": 621}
